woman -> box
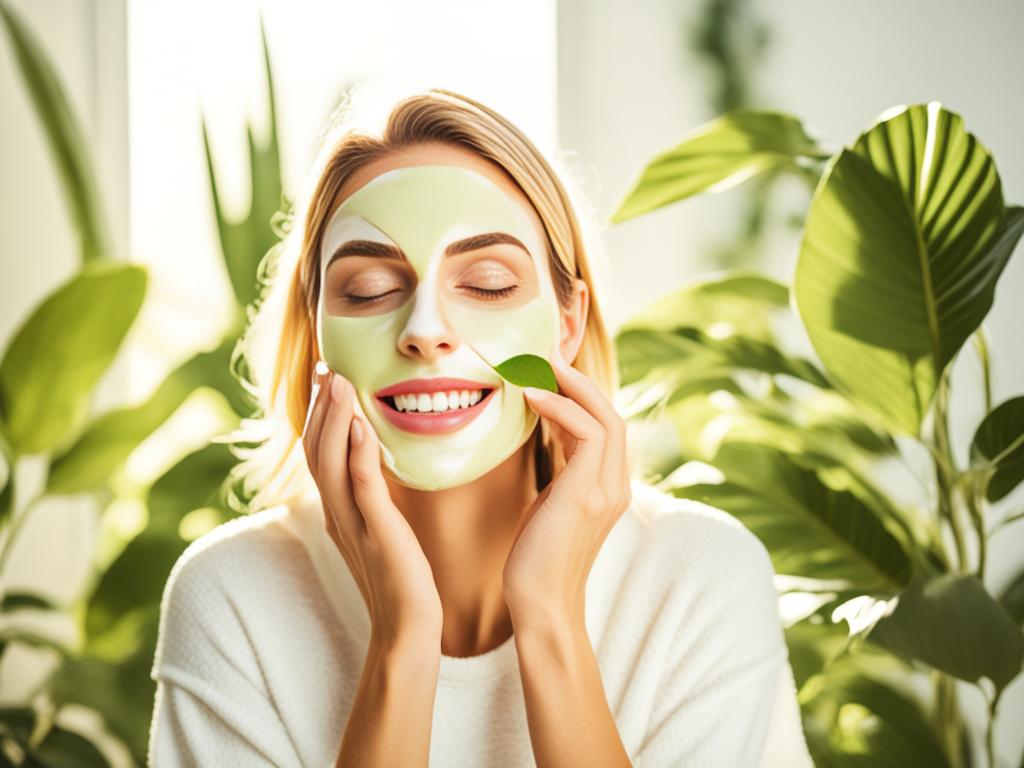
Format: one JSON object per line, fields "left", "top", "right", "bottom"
{"left": 147, "top": 85, "right": 813, "bottom": 767}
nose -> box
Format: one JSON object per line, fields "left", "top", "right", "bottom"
{"left": 397, "top": 286, "right": 458, "bottom": 362}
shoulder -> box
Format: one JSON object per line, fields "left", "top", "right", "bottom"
{"left": 622, "top": 476, "right": 775, "bottom": 586}
{"left": 621, "top": 477, "right": 786, "bottom": 657}
{"left": 157, "top": 504, "right": 305, "bottom": 626}
{"left": 613, "top": 477, "right": 782, "bottom": 643}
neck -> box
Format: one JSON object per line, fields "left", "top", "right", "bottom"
{"left": 384, "top": 429, "right": 541, "bottom": 658}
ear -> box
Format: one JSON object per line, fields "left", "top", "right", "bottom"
{"left": 558, "top": 278, "right": 589, "bottom": 364}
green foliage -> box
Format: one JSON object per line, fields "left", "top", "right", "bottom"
{"left": 613, "top": 101, "right": 1024, "bottom": 767}
{"left": 0, "top": 6, "right": 285, "bottom": 766}
{"left": 610, "top": 110, "right": 830, "bottom": 224}
{"left": 0, "top": 0, "right": 111, "bottom": 263}
{"left": 202, "top": 21, "right": 285, "bottom": 314}
{"left": 0, "top": 263, "right": 147, "bottom": 457}
{"left": 970, "top": 396, "right": 1024, "bottom": 503}
{"left": 869, "top": 573, "right": 1023, "bottom": 697}
{"left": 794, "top": 105, "right": 1019, "bottom": 437}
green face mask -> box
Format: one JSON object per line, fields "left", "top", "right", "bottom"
{"left": 317, "top": 164, "right": 561, "bottom": 490}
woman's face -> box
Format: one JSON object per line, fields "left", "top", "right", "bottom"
{"left": 316, "top": 159, "right": 563, "bottom": 490}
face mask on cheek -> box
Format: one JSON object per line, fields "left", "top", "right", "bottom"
{"left": 316, "top": 164, "right": 562, "bottom": 491}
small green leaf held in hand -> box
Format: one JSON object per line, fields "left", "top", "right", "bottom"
{"left": 492, "top": 353, "right": 558, "bottom": 393}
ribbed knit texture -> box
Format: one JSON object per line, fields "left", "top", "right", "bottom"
{"left": 147, "top": 477, "right": 813, "bottom": 767}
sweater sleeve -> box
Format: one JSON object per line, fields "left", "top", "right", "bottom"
{"left": 631, "top": 522, "right": 810, "bottom": 768}
{"left": 147, "top": 542, "right": 304, "bottom": 768}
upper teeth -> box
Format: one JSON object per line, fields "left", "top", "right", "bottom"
{"left": 392, "top": 389, "right": 485, "bottom": 413}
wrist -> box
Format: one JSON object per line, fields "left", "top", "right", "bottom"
{"left": 368, "top": 629, "right": 441, "bottom": 670}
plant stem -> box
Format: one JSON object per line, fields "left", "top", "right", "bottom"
{"left": 933, "top": 670, "right": 965, "bottom": 768}
{"left": 0, "top": 492, "right": 44, "bottom": 578}
{"left": 965, "top": 477, "right": 987, "bottom": 581}
{"left": 971, "top": 327, "right": 993, "bottom": 417}
{"left": 933, "top": 372, "right": 969, "bottom": 573}
{"left": 985, "top": 688, "right": 1001, "bottom": 768}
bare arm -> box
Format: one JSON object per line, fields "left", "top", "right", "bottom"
{"left": 335, "top": 636, "right": 441, "bottom": 768}
{"left": 303, "top": 366, "right": 443, "bottom": 767}
{"left": 514, "top": 619, "right": 632, "bottom": 768}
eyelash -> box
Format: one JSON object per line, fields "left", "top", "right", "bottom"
{"left": 343, "top": 285, "right": 519, "bottom": 304}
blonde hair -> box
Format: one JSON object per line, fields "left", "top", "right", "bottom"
{"left": 223, "top": 83, "right": 620, "bottom": 513}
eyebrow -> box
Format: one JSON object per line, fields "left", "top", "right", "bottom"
{"left": 325, "top": 232, "right": 530, "bottom": 268}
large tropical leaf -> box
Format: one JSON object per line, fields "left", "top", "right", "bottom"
{"left": 0, "top": 263, "right": 147, "bottom": 456}
{"left": 0, "top": 1, "right": 111, "bottom": 263}
{"left": 610, "top": 110, "right": 830, "bottom": 223}
{"left": 970, "top": 395, "right": 1024, "bottom": 503}
{"left": 202, "top": 18, "right": 283, "bottom": 312}
{"left": 615, "top": 326, "right": 828, "bottom": 389}
{"left": 804, "top": 672, "right": 951, "bottom": 768}
{"left": 667, "top": 442, "right": 912, "bottom": 591}
{"left": 619, "top": 271, "right": 789, "bottom": 341}
{"left": 83, "top": 442, "right": 238, "bottom": 653}
{"left": 51, "top": 609, "right": 160, "bottom": 766}
{"left": 46, "top": 337, "right": 250, "bottom": 494}
{"left": 867, "top": 572, "right": 1024, "bottom": 696}
{"left": 794, "top": 102, "right": 1022, "bottom": 436}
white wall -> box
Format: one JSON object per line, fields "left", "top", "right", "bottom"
{"left": 557, "top": 0, "right": 1024, "bottom": 764}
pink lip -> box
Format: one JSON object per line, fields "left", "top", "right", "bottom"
{"left": 375, "top": 377, "right": 494, "bottom": 398}
{"left": 375, "top": 382, "right": 498, "bottom": 435}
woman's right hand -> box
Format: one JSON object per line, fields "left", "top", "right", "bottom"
{"left": 302, "top": 361, "right": 443, "bottom": 652}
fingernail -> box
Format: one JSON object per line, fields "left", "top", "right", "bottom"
{"left": 524, "top": 386, "right": 542, "bottom": 399}
{"left": 331, "top": 374, "right": 344, "bottom": 401}
{"left": 350, "top": 415, "right": 364, "bottom": 445}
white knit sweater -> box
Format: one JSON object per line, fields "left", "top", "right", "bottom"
{"left": 148, "top": 477, "right": 813, "bottom": 767}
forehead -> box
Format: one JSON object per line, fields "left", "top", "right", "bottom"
{"left": 320, "top": 164, "right": 545, "bottom": 268}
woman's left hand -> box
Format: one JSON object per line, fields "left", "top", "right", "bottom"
{"left": 502, "top": 352, "right": 632, "bottom": 632}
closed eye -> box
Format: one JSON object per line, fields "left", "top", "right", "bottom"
{"left": 342, "top": 288, "right": 403, "bottom": 304}
{"left": 460, "top": 285, "right": 520, "bottom": 299}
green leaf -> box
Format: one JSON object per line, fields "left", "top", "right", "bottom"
{"left": 0, "top": 627, "right": 72, "bottom": 657}
{"left": 492, "top": 354, "right": 558, "bottom": 392}
{"left": 202, "top": 17, "right": 284, "bottom": 312}
{"left": 0, "top": 706, "right": 37, "bottom": 745}
{"left": 615, "top": 326, "right": 829, "bottom": 389}
{"left": 667, "top": 442, "right": 912, "bottom": 591}
{"left": 0, "top": 2, "right": 111, "bottom": 263}
{"left": 868, "top": 573, "right": 1024, "bottom": 696}
{"left": 997, "top": 566, "right": 1024, "bottom": 625}
{"left": 27, "top": 725, "right": 110, "bottom": 768}
{"left": 51, "top": 613, "right": 159, "bottom": 765}
{"left": 0, "top": 262, "right": 147, "bottom": 456}
{"left": 619, "top": 271, "right": 789, "bottom": 341}
{"left": 794, "top": 103, "right": 1018, "bottom": 436}
{"left": 0, "top": 591, "right": 60, "bottom": 613}
{"left": 610, "top": 110, "right": 830, "bottom": 223}
{"left": 83, "top": 442, "right": 237, "bottom": 650}
{"left": 46, "top": 337, "right": 250, "bottom": 494}
{"left": 810, "top": 673, "right": 951, "bottom": 767}
{"left": 970, "top": 395, "right": 1024, "bottom": 503}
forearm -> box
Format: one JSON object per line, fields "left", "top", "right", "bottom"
{"left": 513, "top": 619, "right": 632, "bottom": 768}
{"left": 335, "top": 637, "right": 441, "bottom": 768}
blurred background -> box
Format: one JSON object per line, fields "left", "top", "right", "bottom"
{"left": 1, "top": 1, "right": 1022, "bottom": 766}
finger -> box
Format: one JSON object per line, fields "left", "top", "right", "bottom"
{"left": 524, "top": 387, "right": 603, "bottom": 480}
{"left": 347, "top": 410, "right": 394, "bottom": 541}
{"left": 303, "top": 363, "right": 332, "bottom": 466}
{"left": 549, "top": 356, "right": 626, "bottom": 449}
{"left": 318, "top": 372, "right": 366, "bottom": 537}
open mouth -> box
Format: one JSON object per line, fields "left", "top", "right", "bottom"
{"left": 374, "top": 387, "right": 498, "bottom": 435}
{"left": 379, "top": 387, "right": 495, "bottom": 413}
